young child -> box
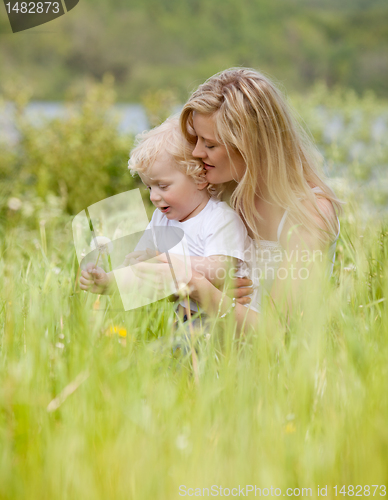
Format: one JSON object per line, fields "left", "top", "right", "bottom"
{"left": 80, "top": 117, "right": 253, "bottom": 315}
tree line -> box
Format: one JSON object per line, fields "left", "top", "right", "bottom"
{"left": 0, "top": 0, "right": 387, "bottom": 100}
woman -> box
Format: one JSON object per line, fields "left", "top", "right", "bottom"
{"left": 132, "top": 68, "right": 341, "bottom": 332}
{"left": 174, "top": 67, "right": 341, "bottom": 328}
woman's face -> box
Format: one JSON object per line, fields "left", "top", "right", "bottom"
{"left": 191, "top": 112, "right": 246, "bottom": 184}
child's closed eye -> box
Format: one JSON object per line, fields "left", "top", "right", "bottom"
{"left": 145, "top": 184, "right": 168, "bottom": 191}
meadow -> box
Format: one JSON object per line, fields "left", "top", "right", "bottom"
{"left": 0, "top": 82, "right": 388, "bottom": 498}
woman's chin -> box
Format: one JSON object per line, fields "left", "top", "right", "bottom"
{"left": 207, "top": 174, "right": 229, "bottom": 185}
{"left": 205, "top": 170, "right": 221, "bottom": 184}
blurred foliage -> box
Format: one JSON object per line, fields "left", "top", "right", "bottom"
{"left": 141, "top": 89, "right": 180, "bottom": 128}
{"left": 0, "top": 77, "right": 135, "bottom": 228}
{"left": 0, "top": 0, "right": 387, "bottom": 100}
{"left": 1, "top": 79, "right": 387, "bottom": 238}
{"left": 289, "top": 83, "right": 388, "bottom": 188}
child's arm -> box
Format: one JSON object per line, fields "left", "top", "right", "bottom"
{"left": 188, "top": 255, "right": 238, "bottom": 289}
{"left": 146, "top": 252, "right": 239, "bottom": 289}
{"left": 79, "top": 250, "right": 151, "bottom": 294}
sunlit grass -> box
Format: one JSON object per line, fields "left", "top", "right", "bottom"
{"left": 0, "top": 198, "right": 387, "bottom": 499}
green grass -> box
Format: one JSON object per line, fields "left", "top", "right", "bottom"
{"left": 1, "top": 85, "right": 388, "bottom": 497}
{"left": 0, "top": 200, "right": 388, "bottom": 499}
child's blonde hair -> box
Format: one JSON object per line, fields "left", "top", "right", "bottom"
{"left": 181, "top": 68, "right": 341, "bottom": 244}
{"left": 129, "top": 116, "right": 212, "bottom": 192}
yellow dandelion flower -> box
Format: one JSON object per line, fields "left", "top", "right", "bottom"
{"left": 105, "top": 325, "right": 128, "bottom": 338}
{"left": 118, "top": 327, "right": 127, "bottom": 338}
{"left": 285, "top": 422, "right": 296, "bottom": 434}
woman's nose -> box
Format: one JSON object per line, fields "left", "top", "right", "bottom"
{"left": 192, "top": 140, "right": 206, "bottom": 159}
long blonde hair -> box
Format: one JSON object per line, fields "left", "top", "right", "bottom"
{"left": 181, "top": 68, "right": 341, "bottom": 244}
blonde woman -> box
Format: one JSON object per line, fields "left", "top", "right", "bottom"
{"left": 136, "top": 68, "right": 341, "bottom": 331}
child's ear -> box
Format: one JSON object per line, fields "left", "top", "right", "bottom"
{"left": 197, "top": 180, "right": 209, "bottom": 191}
{"left": 196, "top": 175, "right": 209, "bottom": 191}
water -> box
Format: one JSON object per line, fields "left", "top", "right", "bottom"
{"left": 1, "top": 100, "right": 386, "bottom": 144}
{"left": 0, "top": 101, "right": 150, "bottom": 145}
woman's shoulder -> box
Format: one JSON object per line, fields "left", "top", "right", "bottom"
{"left": 303, "top": 185, "right": 338, "bottom": 230}
{"left": 279, "top": 188, "right": 339, "bottom": 249}
{"left": 312, "top": 195, "right": 338, "bottom": 232}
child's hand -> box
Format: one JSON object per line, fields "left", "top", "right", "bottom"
{"left": 122, "top": 249, "right": 158, "bottom": 267}
{"left": 122, "top": 250, "right": 146, "bottom": 267}
{"left": 80, "top": 263, "right": 112, "bottom": 294}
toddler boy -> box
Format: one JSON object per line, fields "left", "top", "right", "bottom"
{"left": 80, "top": 117, "right": 252, "bottom": 315}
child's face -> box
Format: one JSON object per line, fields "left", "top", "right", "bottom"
{"left": 139, "top": 152, "right": 209, "bottom": 222}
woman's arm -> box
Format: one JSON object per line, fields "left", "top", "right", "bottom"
{"left": 189, "top": 271, "right": 260, "bottom": 335}
{"left": 188, "top": 255, "right": 238, "bottom": 289}
{"left": 191, "top": 197, "right": 338, "bottom": 331}
{"left": 269, "top": 197, "right": 338, "bottom": 313}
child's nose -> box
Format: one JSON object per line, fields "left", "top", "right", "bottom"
{"left": 150, "top": 190, "right": 161, "bottom": 203}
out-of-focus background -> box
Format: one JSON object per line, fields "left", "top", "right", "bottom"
{"left": 1, "top": 0, "right": 388, "bottom": 222}
{"left": 0, "top": 0, "right": 388, "bottom": 227}
{"left": 1, "top": 0, "right": 388, "bottom": 100}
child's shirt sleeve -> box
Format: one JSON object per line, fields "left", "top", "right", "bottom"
{"left": 202, "top": 205, "right": 248, "bottom": 261}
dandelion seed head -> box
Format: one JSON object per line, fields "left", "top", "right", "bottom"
{"left": 8, "top": 197, "right": 22, "bottom": 211}
{"left": 90, "top": 236, "right": 113, "bottom": 255}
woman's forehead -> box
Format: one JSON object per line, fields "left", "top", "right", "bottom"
{"left": 192, "top": 112, "right": 217, "bottom": 141}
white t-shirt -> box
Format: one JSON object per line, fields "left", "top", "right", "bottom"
{"left": 136, "top": 197, "right": 252, "bottom": 312}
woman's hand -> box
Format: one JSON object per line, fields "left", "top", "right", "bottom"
{"left": 131, "top": 252, "right": 254, "bottom": 304}
{"left": 225, "top": 277, "right": 253, "bottom": 306}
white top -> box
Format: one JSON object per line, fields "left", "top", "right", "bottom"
{"left": 248, "top": 187, "right": 340, "bottom": 313}
{"left": 136, "top": 197, "right": 252, "bottom": 312}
